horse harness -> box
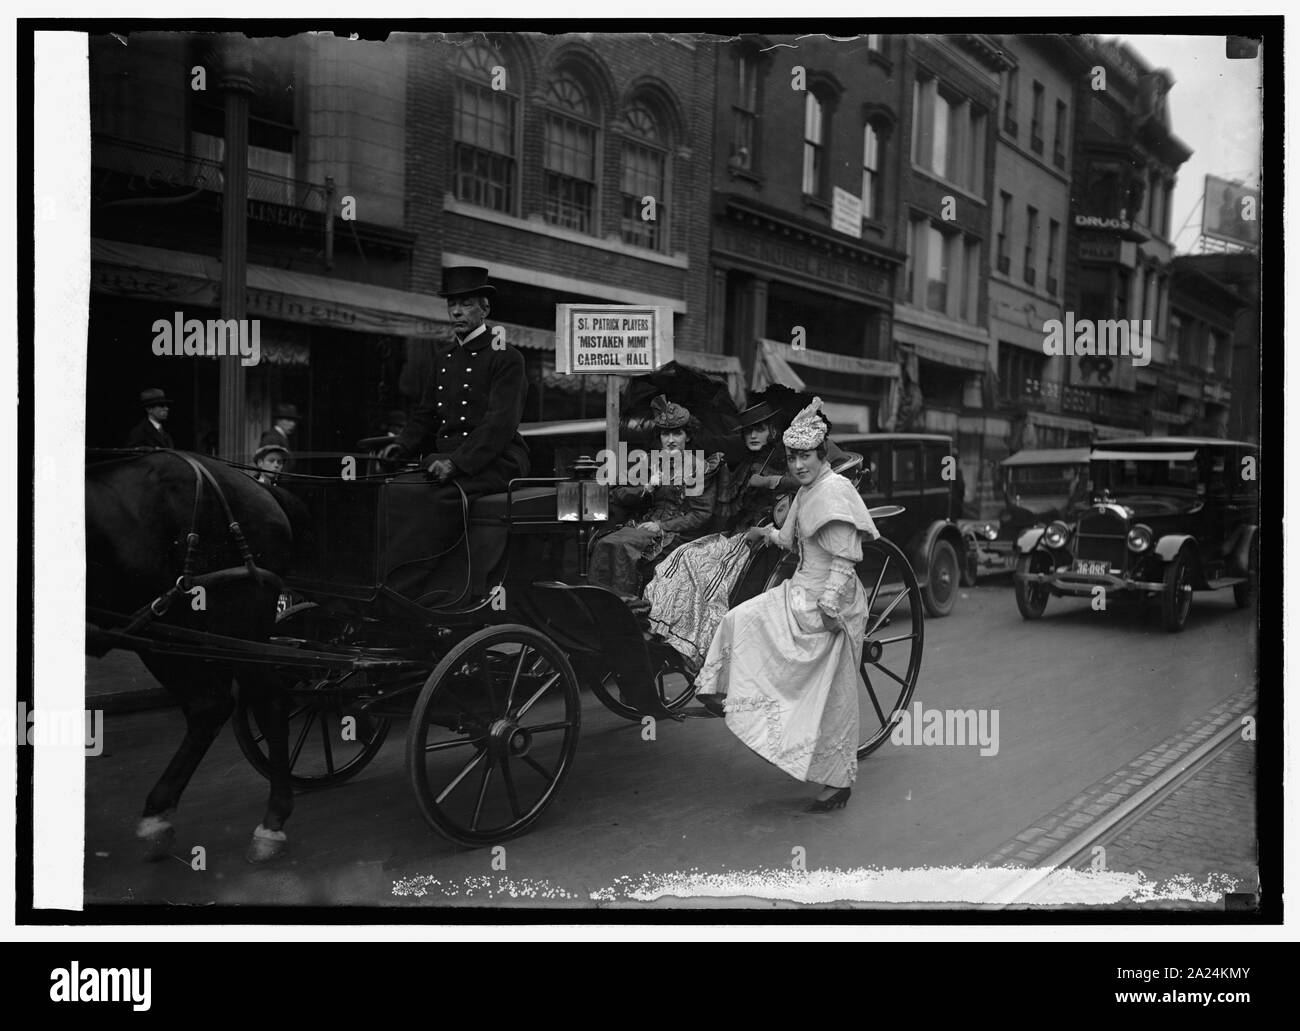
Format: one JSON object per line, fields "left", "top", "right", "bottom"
{"left": 117, "top": 450, "right": 285, "bottom": 635}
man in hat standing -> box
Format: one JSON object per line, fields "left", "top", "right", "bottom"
{"left": 126, "top": 388, "right": 175, "bottom": 448}
{"left": 260, "top": 403, "right": 299, "bottom": 452}
{"left": 379, "top": 266, "right": 530, "bottom": 602}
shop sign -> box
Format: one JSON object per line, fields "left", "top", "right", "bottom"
{"left": 554, "top": 304, "right": 674, "bottom": 374}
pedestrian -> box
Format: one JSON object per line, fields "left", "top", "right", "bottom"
{"left": 586, "top": 394, "right": 723, "bottom": 600}
{"left": 641, "top": 399, "right": 796, "bottom": 671}
{"left": 379, "top": 265, "right": 530, "bottom": 604}
{"left": 694, "top": 397, "right": 879, "bottom": 812}
{"left": 126, "top": 388, "right": 175, "bottom": 449}
{"left": 252, "top": 441, "right": 288, "bottom": 486}
{"left": 260, "top": 402, "right": 299, "bottom": 453}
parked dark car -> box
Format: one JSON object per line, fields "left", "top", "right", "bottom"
{"left": 833, "top": 432, "right": 967, "bottom": 617}
{"left": 1012, "top": 437, "right": 1258, "bottom": 632}
{"left": 961, "top": 446, "right": 1092, "bottom": 580}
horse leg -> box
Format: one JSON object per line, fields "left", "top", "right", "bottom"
{"left": 137, "top": 658, "right": 235, "bottom": 861}
{"left": 239, "top": 666, "right": 295, "bottom": 864}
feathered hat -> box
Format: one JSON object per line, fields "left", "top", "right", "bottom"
{"left": 650, "top": 394, "right": 691, "bottom": 430}
{"left": 782, "top": 396, "right": 828, "bottom": 450}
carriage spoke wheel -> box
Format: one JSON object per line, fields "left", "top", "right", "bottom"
{"left": 856, "top": 537, "right": 925, "bottom": 758}
{"left": 406, "top": 625, "right": 581, "bottom": 847}
{"left": 590, "top": 644, "right": 698, "bottom": 721}
{"left": 233, "top": 676, "right": 392, "bottom": 791}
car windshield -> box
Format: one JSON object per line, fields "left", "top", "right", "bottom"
{"left": 1094, "top": 457, "right": 1200, "bottom": 493}
{"left": 1007, "top": 464, "right": 1082, "bottom": 493}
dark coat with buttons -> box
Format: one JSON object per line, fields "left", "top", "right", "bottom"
{"left": 396, "top": 324, "right": 530, "bottom": 478}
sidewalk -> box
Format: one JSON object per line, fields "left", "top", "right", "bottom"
{"left": 84, "top": 650, "right": 172, "bottom": 713}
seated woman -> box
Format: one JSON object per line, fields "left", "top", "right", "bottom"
{"left": 641, "top": 400, "right": 798, "bottom": 672}
{"left": 587, "top": 395, "right": 723, "bottom": 599}
{"left": 695, "top": 398, "right": 878, "bottom": 810}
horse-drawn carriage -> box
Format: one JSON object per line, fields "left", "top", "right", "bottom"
{"left": 85, "top": 441, "right": 925, "bottom": 854}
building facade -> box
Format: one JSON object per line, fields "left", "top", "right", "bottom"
{"left": 708, "top": 33, "right": 907, "bottom": 433}
{"left": 403, "top": 31, "right": 718, "bottom": 422}
{"left": 89, "top": 32, "right": 423, "bottom": 457}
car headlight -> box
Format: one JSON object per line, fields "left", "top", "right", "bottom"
{"left": 1127, "top": 524, "right": 1153, "bottom": 552}
{"left": 1042, "top": 521, "right": 1069, "bottom": 549}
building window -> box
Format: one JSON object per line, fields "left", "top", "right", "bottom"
{"left": 999, "top": 346, "right": 1046, "bottom": 403}
{"left": 962, "top": 237, "right": 981, "bottom": 322}
{"left": 861, "top": 122, "right": 881, "bottom": 219}
{"left": 543, "top": 70, "right": 600, "bottom": 234}
{"left": 732, "top": 49, "right": 760, "bottom": 171}
{"left": 1030, "top": 81, "right": 1044, "bottom": 154}
{"left": 997, "top": 191, "right": 1012, "bottom": 274}
{"left": 1168, "top": 316, "right": 1181, "bottom": 364}
{"left": 1143, "top": 267, "right": 1157, "bottom": 324}
{"left": 913, "top": 74, "right": 985, "bottom": 194}
{"left": 1002, "top": 66, "right": 1019, "bottom": 135}
{"left": 925, "top": 223, "right": 949, "bottom": 311}
{"left": 452, "top": 43, "right": 518, "bottom": 214}
{"left": 1053, "top": 100, "right": 1067, "bottom": 168}
{"left": 620, "top": 100, "right": 669, "bottom": 251}
{"left": 1024, "top": 205, "right": 1038, "bottom": 286}
{"left": 802, "top": 90, "right": 825, "bottom": 197}
{"left": 1146, "top": 171, "right": 1158, "bottom": 227}
{"left": 867, "top": 34, "right": 882, "bottom": 52}
{"left": 1047, "top": 219, "right": 1060, "bottom": 295}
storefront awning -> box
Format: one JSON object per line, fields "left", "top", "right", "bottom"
{"left": 893, "top": 324, "right": 989, "bottom": 372}
{"left": 92, "top": 239, "right": 448, "bottom": 337}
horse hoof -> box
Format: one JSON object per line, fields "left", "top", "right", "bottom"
{"left": 246, "top": 825, "right": 287, "bottom": 864}
{"left": 136, "top": 815, "right": 175, "bottom": 862}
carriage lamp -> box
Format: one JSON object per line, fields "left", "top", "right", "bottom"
{"left": 557, "top": 454, "right": 609, "bottom": 523}
{"left": 1127, "top": 524, "right": 1153, "bottom": 552}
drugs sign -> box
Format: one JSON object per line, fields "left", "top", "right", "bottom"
{"left": 555, "top": 304, "right": 674, "bottom": 374}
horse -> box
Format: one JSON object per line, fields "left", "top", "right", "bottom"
{"left": 86, "top": 449, "right": 302, "bottom": 863}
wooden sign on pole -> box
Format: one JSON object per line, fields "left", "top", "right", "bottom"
{"left": 554, "top": 303, "right": 675, "bottom": 457}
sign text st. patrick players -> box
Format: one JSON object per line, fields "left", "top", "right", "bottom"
{"left": 555, "top": 304, "right": 674, "bottom": 374}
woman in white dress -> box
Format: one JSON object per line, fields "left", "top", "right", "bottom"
{"left": 694, "top": 398, "right": 878, "bottom": 811}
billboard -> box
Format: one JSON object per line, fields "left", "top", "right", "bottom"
{"left": 1202, "top": 175, "right": 1260, "bottom": 249}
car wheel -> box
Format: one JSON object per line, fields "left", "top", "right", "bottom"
{"left": 922, "top": 539, "right": 960, "bottom": 618}
{"left": 1160, "top": 550, "right": 1194, "bottom": 632}
{"left": 1233, "top": 536, "right": 1257, "bottom": 609}
{"left": 1014, "top": 551, "right": 1052, "bottom": 620}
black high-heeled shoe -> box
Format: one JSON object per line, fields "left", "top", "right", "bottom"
{"left": 698, "top": 693, "right": 727, "bottom": 718}
{"left": 806, "top": 787, "right": 851, "bottom": 812}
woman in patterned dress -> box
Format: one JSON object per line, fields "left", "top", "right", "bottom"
{"left": 642, "top": 401, "right": 797, "bottom": 672}
{"left": 694, "top": 398, "right": 878, "bottom": 811}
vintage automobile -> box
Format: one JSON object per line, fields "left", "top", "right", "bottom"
{"left": 1012, "top": 437, "right": 1258, "bottom": 632}
{"left": 833, "top": 432, "right": 967, "bottom": 618}
{"left": 961, "top": 447, "right": 1092, "bottom": 581}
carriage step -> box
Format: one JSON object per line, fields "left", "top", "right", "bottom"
{"left": 1203, "top": 576, "right": 1247, "bottom": 590}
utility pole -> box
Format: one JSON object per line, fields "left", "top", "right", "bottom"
{"left": 217, "top": 37, "right": 254, "bottom": 459}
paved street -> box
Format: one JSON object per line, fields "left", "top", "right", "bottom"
{"left": 82, "top": 578, "right": 1257, "bottom": 908}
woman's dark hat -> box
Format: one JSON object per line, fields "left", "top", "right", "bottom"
{"left": 650, "top": 394, "right": 691, "bottom": 429}
{"left": 139, "top": 387, "right": 173, "bottom": 407}
{"left": 736, "top": 401, "right": 779, "bottom": 429}
{"left": 439, "top": 265, "right": 496, "bottom": 300}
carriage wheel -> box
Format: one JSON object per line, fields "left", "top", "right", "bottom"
{"left": 232, "top": 677, "right": 392, "bottom": 791}
{"left": 406, "top": 625, "right": 581, "bottom": 847}
{"left": 760, "top": 538, "right": 924, "bottom": 759}
{"left": 589, "top": 643, "right": 699, "bottom": 721}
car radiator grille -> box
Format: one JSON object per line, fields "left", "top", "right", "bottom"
{"left": 1075, "top": 509, "right": 1128, "bottom": 570}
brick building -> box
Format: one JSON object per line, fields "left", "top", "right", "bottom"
{"left": 403, "top": 32, "right": 719, "bottom": 422}
{"left": 893, "top": 34, "right": 1008, "bottom": 510}
{"left": 708, "top": 33, "right": 907, "bottom": 433}
{"left": 1062, "top": 36, "right": 1192, "bottom": 439}
{"left": 88, "top": 32, "right": 424, "bottom": 457}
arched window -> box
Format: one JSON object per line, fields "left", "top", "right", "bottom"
{"left": 543, "top": 69, "right": 600, "bottom": 233}
{"left": 620, "top": 99, "right": 669, "bottom": 251}
{"left": 452, "top": 43, "right": 518, "bottom": 214}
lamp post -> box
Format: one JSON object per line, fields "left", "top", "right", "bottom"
{"left": 217, "top": 38, "right": 254, "bottom": 460}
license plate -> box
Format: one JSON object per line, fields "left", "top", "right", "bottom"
{"left": 1073, "top": 559, "right": 1109, "bottom": 576}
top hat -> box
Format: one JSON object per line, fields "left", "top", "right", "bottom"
{"left": 272, "top": 403, "right": 300, "bottom": 420}
{"left": 139, "top": 387, "right": 174, "bottom": 407}
{"left": 438, "top": 265, "right": 496, "bottom": 300}
{"left": 736, "top": 401, "right": 779, "bottom": 429}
